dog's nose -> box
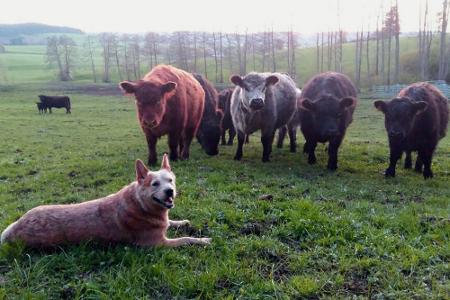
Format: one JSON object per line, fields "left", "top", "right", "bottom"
{"left": 165, "top": 189, "right": 174, "bottom": 198}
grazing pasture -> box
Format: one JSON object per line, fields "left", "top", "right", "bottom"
{"left": 0, "top": 84, "right": 449, "bottom": 298}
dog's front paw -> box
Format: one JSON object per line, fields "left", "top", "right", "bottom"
{"left": 198, "top": 238, "right": 212, "bottom": 245}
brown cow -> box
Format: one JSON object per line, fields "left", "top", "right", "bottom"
{"left": 120, "top": 65, "right": 205, "bottom": 165}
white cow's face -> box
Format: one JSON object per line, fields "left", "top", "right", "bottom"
{"left": 230, "top": 73, "right": 279, "bottom": 111}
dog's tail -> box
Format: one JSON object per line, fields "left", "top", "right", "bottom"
{"left": 1, "top": 221, "right": 17, "bottom": 244}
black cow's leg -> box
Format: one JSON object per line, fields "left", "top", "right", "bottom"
{"left": 245, "top": 134, "right": 250, "bottom": 144}
{"left": 414, "top": 155, "right": 423, "bottom": 173}
{"left": 404, "top": 151, "right": 412, "bottom": 169}
{"left": 146, "top": 134, "right": 158, "bottom": 166}
{"left": 261, "top": 130, "right": 275, "bottom": 162}
{"left": 49, "top": 107, "right": 52, "bottom": 114}
{"left": 168, "top": 133, "right": 180, "bottom": 162}
{"left": 228, "top": 127, "right": 236, "bottom": 145}
{"left": 276, "top": 126, "right": 287, "bottom": 148}
{"left": 419, "top": 148, "right": 434, "bottom": 179}
{"left": 306, "top": 140, "right": 317, "bottom": 164}
{"left": 288, "top": 125, "right": 297, "bottom": 153}
{"left": 327, "top": 138, "right": 342, "bottom": 170}
{"left": 234, "top": 131, "right": 245, "bottom": 161}
{"left": 385, "top": 146, "right": 402, "bottom": 177}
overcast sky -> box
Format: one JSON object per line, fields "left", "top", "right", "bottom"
{"left": 1, "top": 0, "right": 447, "bottom": 34}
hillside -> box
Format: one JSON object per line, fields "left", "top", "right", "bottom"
{"left": 0, "top": 23, "right": 83, "bottom": 45}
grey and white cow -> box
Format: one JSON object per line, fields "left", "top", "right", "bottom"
{"left": 230, "top": 72, "right": 297, "bottom": 162}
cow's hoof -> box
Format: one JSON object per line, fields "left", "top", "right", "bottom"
{"left": 384, "top": 168, "right": 395, "bottom": 177}
{"left": 276, "top": 144, "right": 283, "bottom": 149}
{"left": 404, "top": 161, "right": 412, "bottom": 169}
{"left": 290, "top": 146, "right": 297, "bottom": 153}
{"left": 327, "top": 164, "right": 337, "bottom": 171}
{"left": 234, "top": 155, "right": 242, "bottom": 161}
{"left": 423, "top": 170, "right": 433, "bottom": 179}
{"left": 308, "top": 157, "right": 316, "bottom": 164}
{"left": 262, "top": 157, "right": 270, "bottom": 162}
{"left": 414, "top": 167, "right": 423, "bottom": 173}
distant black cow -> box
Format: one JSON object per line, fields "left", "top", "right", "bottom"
{"left": 374, "top": 82, "right": 449, "bottom": 179}
{"left": 218, "top": 88, "right": 236, "bottom": 145}
{"left": 192, "top": 74, "right": 223, "bottom": 156}
{"left": 36, "top": 102, "right": 47, "bottom": 114}
{"left": 38, "top": 95, "right": 71, "bottom": 114}
{"left": 299, "top": 72, "right": 358, "bottom": 170}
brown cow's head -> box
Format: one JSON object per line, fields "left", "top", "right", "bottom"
{"left": 120, "top": 80, "right": 177, "bottom": 129}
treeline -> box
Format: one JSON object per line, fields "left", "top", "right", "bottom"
{"left": 45, "top": 0, "right": 449, "bottom": 88}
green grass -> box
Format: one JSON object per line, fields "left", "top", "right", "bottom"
{"left": 0, "top": 84, "right": 448, "bottom": 298}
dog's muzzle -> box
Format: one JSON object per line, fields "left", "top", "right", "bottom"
{"left": 152, "top": 196, "right": 174, "bottom": 209}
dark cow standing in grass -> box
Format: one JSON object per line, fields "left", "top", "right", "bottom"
{"left": 230, "top": 72, "right": 297, "bottom": 162}
{"left": 38, "top": 95, "right": 71, "bottom": 113}
{"left": 218, "top": 88, "right": 236, "bottom": 145}
{"left": 36, "top": 102, "right": 47, "bottom": 114}
{"left": 120, "top": 65, "right": 205, "bottom": 165}
{"left": 374, "top": 82, "right": 448, "bottom": 179}
{"left": 192, "top": 73, "right": 223, "bottom": 156}
{"left": 299, "top": 72, "right": 358, "bottom": 170}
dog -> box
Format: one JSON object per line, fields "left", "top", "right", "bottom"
{"left": 1, "top": 154, "right": 211, "bottom": 248}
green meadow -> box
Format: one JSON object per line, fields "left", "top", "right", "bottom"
{"left": 0, "top": 79, "right": 448, "bottom": 298}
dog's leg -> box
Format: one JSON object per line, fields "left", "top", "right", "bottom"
{"left": 169, "top": 220, "right": 190, "bottom": 228}
{"left": 162, "top": 237, "right": 211, "bottom": 247}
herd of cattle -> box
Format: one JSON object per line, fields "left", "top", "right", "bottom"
{"left": 36, "top": 64, "right": 448, "bottom": 180}
{"left": 117, "top": 65, "right": 449, "bottom": 179}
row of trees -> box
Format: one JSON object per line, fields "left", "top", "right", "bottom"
{"left": 46, "top": 0, "right": 450, "bottom": 88}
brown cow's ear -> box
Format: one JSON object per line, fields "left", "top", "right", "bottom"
{"left": 160, "top": 153, "right": 171, "bottom": 171}
{"left": 301, "top": 98, "right": 315, "bottom": 110}
{"left": 230, "top": 75, "right": 244, "bottom": 87}
{"left": 340, "top": 97, "right": 355, "bottom": 109}
{"left": 135, "top": 159, "right": 149, "bottom": 183}
{"left": 413, "top": 101, "right": 428, "bottom": 113}
{"left": 161, "top": 82, "right": 177, "bottom": 94}
{"left": 265, "top": 75, "right": 279, "bottom": 86}
{"left": 374, "top": 100, "right": 387, "bottom": 113}
{"left": 120, "top": 81, "right": 138, "bottom": 94}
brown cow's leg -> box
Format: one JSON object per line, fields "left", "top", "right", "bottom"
{"left": 168, "top": 133, "right": 180, "bottom": 162}
{"left": 234, "top": 131, "right": 245, "bottom": 160}
{"left": 145, "top": 134, "right": 158, "bottom": 166}
{"left": 180, "top": 130, "right": 194, "bottom": 160}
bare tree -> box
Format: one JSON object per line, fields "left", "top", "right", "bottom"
{"left": 366, "top": 28, "right": 371, "bottom": 87}
{"left": 316, "top": 32, "right": 320, "bottom": 72}
{"left": 202, "top": 32, "right": 208, "bottom": 78}
{"left": 99, "top": 33, "right": 114, "bottom": 82}
{"left": 271, "top": 28, "right": 276, "bottom": 72}
{"left": 438, "top": 0, "right": 449, "bottom": 80}
{"left": 46, "top": 36, "right": 76, "bottom": 81}
{"left": 219, "top": 32, "right": 224, "bottom": 82}
{"left": 84, "top": 35, "right": 97, "bottom": 82}
{"left": 394, "top": 0, "right": 400, "bottom": 84}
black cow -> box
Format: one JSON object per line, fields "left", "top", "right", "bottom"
{"left": 38, "top": 95, "right": 71, "bottom": 114}
{"left": 374, "top": 82, "right": 449, "bottom": 179}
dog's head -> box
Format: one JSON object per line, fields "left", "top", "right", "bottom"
{"left": 134, "top": 154, "right": 176, "bottom": 209}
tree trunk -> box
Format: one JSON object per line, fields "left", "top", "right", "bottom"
{"left": 438, "top": 0, "right": 449, "bottom": 80}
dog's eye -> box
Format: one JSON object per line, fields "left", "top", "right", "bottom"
{"left": 168, "top": 178, "right": 173, "bottom": 183}
{"left": 152, "top": 181, "right": 160, "bottom": 187}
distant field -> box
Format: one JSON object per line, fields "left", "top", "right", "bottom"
{"left": 0, "top": 34, "right": 444, "bottom": 87}
{"left": 0, "top": 84, "right": 448, "bottom": 298}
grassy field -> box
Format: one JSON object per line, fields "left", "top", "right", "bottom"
{"left": 0, "top": 83, "right": 449, "bottom": 299}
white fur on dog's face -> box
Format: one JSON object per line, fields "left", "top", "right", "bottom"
{"left": 135, "top": 156, "right": 176, "bottom": 209}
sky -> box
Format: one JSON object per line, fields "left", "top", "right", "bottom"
{"left": 1, "top": 0, "right": 447, "bottom": 34}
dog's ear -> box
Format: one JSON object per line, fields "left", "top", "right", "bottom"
{"left": 161, "top": 153, "right": 171, "bottom": 172}
{"left": 135, "top": 159, "right": 149, "bottom": 183}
